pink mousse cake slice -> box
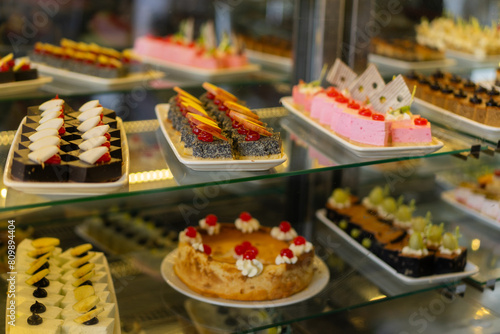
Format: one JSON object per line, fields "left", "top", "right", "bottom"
{"left": 292, "top": 82, "right": 324, "bottom": 112}
{"left": 349, "top": 109, "right": 390, "bottom": 146}
{"left": 310, "top": 93, "right": 332, "bottom": 120}
{"left": 331, "top": 98, "right": 357, "bottom": 138}
{"left": 391, "top": 117, "right": 432, "bottom": 146}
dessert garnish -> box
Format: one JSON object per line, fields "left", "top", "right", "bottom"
{"left": 39, "top": 98, "right": 64, "bottom": 111}
{"left": 73, "top": 263, "right": 95, "bottom": 278}
{"left": 199, "top": 214, "right": 220, "bottom": 235}
{"left": 469, "top": 94, "right": 482, "bottom": 104}
{"left": 26, "top": 268, "right": 50, "bottom": 286}
{"left": 271, "top": 221, "right": 298, "bottom": 241}
{"left": 371, "top": 113, "right": 385, "bottom": 121}
{"left": 180, "top": 226, "right": 202, "bottom": 244}
{"left": 80, "top": 146, "right": 110, "bottom": 165}
{"left": 439, "top": 227, "right": 462, "bottom": 255}
{"left": 363, "top": 185, "right": 388, "bottom": 210}
{"left": 486, "top": 98, "right": 498, "bottom": 107}
{"left": 402, "top": 233, "right": 429, "bottom": 256}
{"left": 33, "top": 286, "right": 48, "bottom": 298}
{"left": 454, "top": 89, "right": 467, "bottom": 99}
{"left": 328, "top": 188, "right": 351, "bottom": 209}
{"left": 70, "top": 253, "right": 95, "bottom": 268}
{"left": 414, "top": 118, "right": 428, "bottom": 126}
{"left": 27, "top": 312, "right": 43, "bottom": 326}
{"left": 72, "top": 270, "right": 95, "bottom": 287}
{"left": 411, "top": 211, "right": 432, "bottom": 235}
{"left": 74, "top": 306, "right": 104, "bottom": 325}
{"left": 74, "top": 285, "right": 95, "bottom": 301}
{"left": 289, "top": 236, "right": 313, "bottom": 256}
{"left": 30, "top": 301, "right": 46, "bottom": 313}
{"left": 26, "top": 257, "right": 49, "bottom": 275}
{"left": 378, "top": 195, "right": 402, "bottom": 220}
{"left": 73, "top": 295, "right": 99, "bottom": 313}
{"left": 394, "top": 199, "right": 415, "bottom": 228}
{"left": 275, "top": 248, "right": 298, "bottom": 265}
{"left": 426, "top": 223, "right": 444, "bottom": 247}
{"left": 28, "top": 146, "right": 60, "bottom": 165}
{"left": 29, "top": 128, "right": 59, "bottom": 142}
{"left": 70, "top": 243, "right": 93, "bottom": 257}
{"left": 236, "top": 249, "right": 263, "bottom": 277}
{"left": 27, "top": 246, "right": 55, "bottom": 258}
{"left": 235, "top": 212, "right": 260, "bottom": 233}
{"left": 234, "top": 241, "right": 258, "bottom": 259}
{"left": 79, "top": 100, "right": 101, "bottom": 111}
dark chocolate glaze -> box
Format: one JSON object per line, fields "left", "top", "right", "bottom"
{"left": 486, "top": 98, "right": 498, "bottom": 107}
{"left": 34, "top": 277, "right": 49, "bottom": 288}
{"left": 454, "top": 89, "right": 467, "bottom": 99}
{"left": 430, "top": 82, "right": 441, "bottom": 91}
{"left": 488, "top": 88, "right": 500, "bottom": 96}
{"left": 76, "top": 251, "right": 88, "bottom": 258}
{"left": 441, "top": 85, "right": 453, "bottom": 94}
{"left": 475, "top": 86, "right": 487, "bottom": 94}
{"left": 469, "top": 94, "right": 482, "bottom": 104}
{"left": 431, "top": 69, "right": 444, "bottom": 79}
{"left": 80, "top": 280, "right": 93, "bottom": 287}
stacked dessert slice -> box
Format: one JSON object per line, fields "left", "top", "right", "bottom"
{"left": 167, "top": 83, "right": 282, "bottom": 159}
{"left": 0, "top": 53, "right": 39, "bottom": 83}
{"left": 8, "top": 238, "right": 118, "bottom": 333}
{"left": 11, "top": 97, "right": 123, "bottom": 183}
{"left": 325, "top": 187, "right": 467, "bottom": 277}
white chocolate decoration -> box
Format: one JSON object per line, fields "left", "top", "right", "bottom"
{"left": 78, "top": 107, "right": 103, "bottom": 122}
{"left": 28, "top": 145, "right": 59, "bottom": 164}
{"left": 82, "top": 125, "right": 109, "bottom": 140}
{"left": 77, "top": 116, "right": 101, "bottom": 132}
{"left": 191, "top": 242, "right": 205, "bottom": 253}
{"left": 79, "top": 136, "right": 107, "bottom": 151}
{"left": 271, "top": 227, "right": 298, "bottom": 241}
{"left": 79, "top": 146, "right": 107, "bottom": 165}
{"left": 79, "top": 100, "right": 100, "bottom": 111}
{"left": 289, "top": 241, "right": 313, "bottom": 256}
{"left": 198, "top": 219, "right": 221, "bottom": 235}
{"left": 41, "top": 106, "right": 63, "bottom": 117}
{"left": 39, "top": 110, "right": 62, "bottom": 124}
{"left": 236, "top": 259, "right": 263, "bottom": 277}
{"left": 28, "top": 136, "right": 60, "bottom": 151}
{"left": 179, "top": 229, "right": 202, "bottom": 244}
{"left": 29, "top": 128, "right": 58, "bottom": 142}
{"left": 36, "top": 118, "right": 63, "bottom": 132}
{"left": 39, "top": 99, "right": 64, "bottom": 111}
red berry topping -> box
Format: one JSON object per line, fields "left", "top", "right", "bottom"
{"left": 414, "top": 117, "right": 428, "bottom": 126}
{"left": 234, "top": 245, "right": 246, "bottom": 255}
{"left": 245, "top": 131, "right": 260, "bottom": 141}
{"left": 45, "top": 154, "right": 61, "bottom": 164}
{"left": 326, "top": 87, "right": 339, "bottom": 97}
{"left": 239, "top": 212, "right": 252, "bottom": 222}
{"left": 280, "top": 248, "right": 294, "bottom": 258}
{"left": 238, "top": 127, "right": 249, "bottom": 135}
{"left": 205, "top": 214, "right": 218, "bottom": 226}
{"left": 358, "top": 108, "right": 372, "bottom": 117}
{"left": 58, "top": 126, "right": 66, "bottom": 135}
{"left": 104, "top": 133, "right": 111, "bottom": 141}
{"left": 185, "top": 226, "right": 197, "bottom": 238}
{"left": 248, "top": 246, "right": 259, "bottom": 256}
{"left": 241, "top": 241, "right": 252, "bottom": 249}
{"left": 198, "top": 131, "right": 213, "bottom": 142}
{"left": 293, "top": 236, "right": 306, "bottom": 246}
{"left": 232, "top": 121, "right": 243, "bottom": 129}
{"left": 96, "top": 152, "right": 111, "bottom": 164}
{"left": 218, "top": 104, "right": 228, "bottom": 111}
{"left": 213, "top": 98, "right": 222, "bottom": 105}
{"left": 192, "top": 126, "right": 202, "bottom": 135}
{"left": 101, "top": 141, "right": 111, "bottom": 148}
{"left": 279, "top": 221, "right": 291, "bottom": 232}
{"left": 243, "top": 249, "right": 257, "bottom": 260}
{"left": 335, "top": 96, "right": 348, "bottom": 104}
{"left": 203, "top": 244, "right": 212, "bottom": 255}
{"left": 206, "top": 92, "right": 215, "bottom": 100}
{"left": 372, "top": 113, "right": 385, "bottom": 121}
{"left": 0, "top": 63, "right": 9, "bottom": 72}
{"left": 348, "top": 102, "right": 360, "bottom": 109}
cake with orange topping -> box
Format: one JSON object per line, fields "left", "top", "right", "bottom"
{"left": 174, "top": 213, "right": 315, "bottom": 301}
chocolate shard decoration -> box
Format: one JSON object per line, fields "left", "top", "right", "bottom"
{"left": 349, "top": 64, "right": 385, "bottom": 102}
{"left": 370, "top": 75, "right": 412, "bottom": 113}
{"left": 326, "top": 58, "right": 357, "bottom": 90}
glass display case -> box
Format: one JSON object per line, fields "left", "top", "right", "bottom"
{"left": 1, "top": 1, "right": 500, "bottom": 333}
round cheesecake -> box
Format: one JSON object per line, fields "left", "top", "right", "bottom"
{"left": 174, "top": 223, "right": 315, "bottom": 301}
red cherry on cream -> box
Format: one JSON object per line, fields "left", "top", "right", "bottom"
{"left": 372, "top": 113, "right": 385, "bottom": 121}
{"left": 240, "top": 212, "right": 252, "bottom": 222}
{"left": 279, "top": 221, "right": 291, "bottom": 232}
{"left": 205, "top": 214, "right": 218, "bottom": 226}
{"left": 234, "top": 245, "right": 246, "bottom": 255}
{"left": 280, "top": 248, "right": 294, "bottom": 259}
{"left": 293, "top": 236, "right": 306, "bottom": 246}
{"left": 242, "top": 241, "right": 252, "bottom": 249}
{"left": 243, "top": 249, "right": 257, "bottom": 260}
{"left": 185, "top": 226, "right": 197, "bottom": 238}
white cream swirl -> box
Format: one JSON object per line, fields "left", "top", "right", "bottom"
{"left": 179, "top": 230, "right": 202, "bottom": 244}
{"left": 289, "top": 242, "right": 313, "bottom": 256}
{"left": 362, "top": 197, "right": 376, "bottom": 210}
{"left": 191, "top": 242, "right": 205, "bottom": 253}
{"left": 438, "top": 246, "right": 462, "bottom": 255}
{"left": 199, "top": 218, "right": 220, "bottom": 235}
{"left": 402, "top": 246, "right": 429, "bottom": 256}
{"left": 236, "top": 259, "right": 263, "bottom": 277}
{"left": 275, "top": 253, "right": 298, "bottom": 265}
{"left": 235, "top": 218, "right": 260, "bottom": 233}
{"left": 270, "top": 227, "right": 297, "bottom": 241}
{"left": 327, "top": 197, "right": 351, "bottom": 209}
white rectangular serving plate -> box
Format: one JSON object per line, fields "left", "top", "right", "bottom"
{"left": 445, "top": 50, "right": 500, "bottom": 63}
{"left": 0, "top": 76, "right": 53, "bottom": 96}
{"left": 139, "top": 54, "right": 260, "bottom": 80}
{"left": 316, "top": 209, "right": 479, "bottom": 285}
{"left": 3, "top": 117, "right": 129, "bottom": 196}
{"left": 281, "top": 97, "right": 444, "bottom": 158}
{"left": 155, "top": 104, "right": 287, "bottom": 171}
{"left": 246, "top": 49, "right": 292, "bottom": 71}
{"left": 5, "top": 250, "right": 121, "bottom": 334}
{"left": 441, "top": 190, "right": 500, "bottom": 232}
{"left": 368, "top": 53, "right": 456, "bottom": 70}
{"left": 413, "top": 98, "right": 500, "bottom": 142}
{"left": 33, "top": 62, "right": 164, "bottom": 88}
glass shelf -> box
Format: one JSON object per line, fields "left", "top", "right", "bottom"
{"left": 0, "top": 83, "right": 495, "bottom": 214}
